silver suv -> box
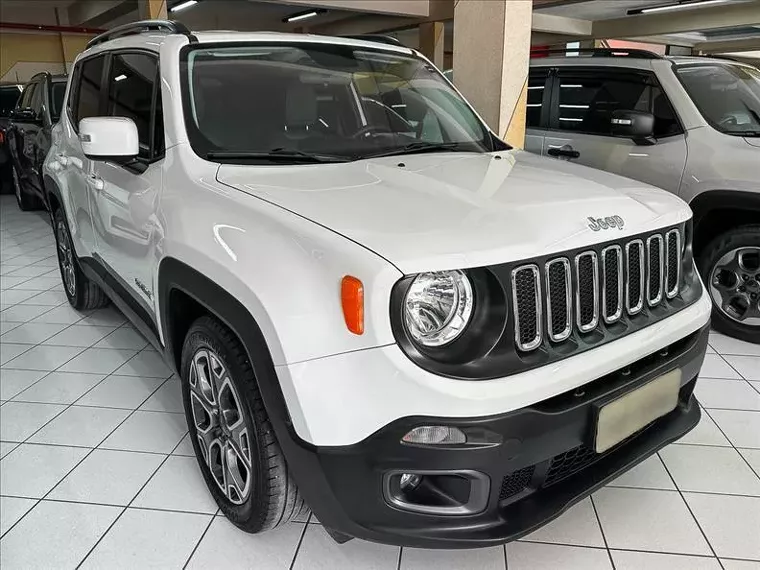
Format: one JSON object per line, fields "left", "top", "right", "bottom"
{"left": 526, "top": 49, "right": 760, "bottom": 343}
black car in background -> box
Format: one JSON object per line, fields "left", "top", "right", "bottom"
{"left": 7, "top": 73, "right": 67, "bottom": 210}
{"left": 0, "top": 84, "right": 23, "bottom": 195}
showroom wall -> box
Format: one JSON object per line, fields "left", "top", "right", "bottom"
{"left": 0, "top": 31, "right": 94, "bottom": 83}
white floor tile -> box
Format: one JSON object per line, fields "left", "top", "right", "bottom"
{"left": 78, "top": 307, "right": 126, "bottom": 327}
{"left": 293, "top": 524, "right": 399, "bottom": 570}
{"left": 80, "top": 508, "right": 212, "bottom": 570}
{"left": 172, "top": 433, "right": 196, "bottom": 457}
{"left": 133, "top": 455, "right": 217, "bottom": 514}
{"left": 29, "top": 405, "right": 130, "bottom": 447}
{"left": 696, "top": 379, "right": 760, "bottom": 411}
{"left": 0, "top": 501, "right": 120, "bottom": 569}
{"left": 43, "top": 324, "right": 117, "bottom": 347}
{"left": 699, "top": 354, "right": 744, "bottom": 380}
{"left": 0, "top": 441, "right": 19, "bottom": 459}
{"left": 709, "top": 409, "right": 760, "bottom": 449}
{"left": 593, "top": 487, "right": 711, "bottom": 555}
{"left": 721, "top": 560, "right": 760, "bottom": 569}
{"left": 4, "top": 344, "right": 83, "bottom": 371}
{"left": 0, "top": 288, "right": 41, "bottom": 305}
{"left": 0, "top": 304, "right": 52, "bottom": 323}
{"left": 100, "top": 410, "right": 187, "bottom": 453}
{"left": 29, "top": 304, "right": 86, "bottom": 324}
{"left": 723, "top": 356, "right": 760, "bottom": 381}
{"left": 0, "top": 343, "right": 31, "bottom": 365}
{"left": 507, "top": 542, "right": 611, "bottom": 570}
{"left": 522, "top": 498, "right": 605, "bottom": 547}
{"left": 660, "top": 445, "right": 760, "bottom": 496}
{"left": 401, "top": 545, "right": 506, "bottom": 569}
{"left": 14, "top": 371, "right": 105, "bottom": 405}
{"left": 0, "top": 443, "right": 89, "bottom": 497}
{"left": 0, "top": 321, "right": 21, "bottom": 334}
{"left": 114, "top": 350, "right": 174, "bottom": 378}
{"left": 18, "top": 289, "right": 68, "bottom": 306}
{"left": 609, "top": 454, "right": 675, "bottom": 490}
{"left": 740, "top": 448, "right": 760, "bottom": 474}
{"left": 0, "top": 368, "right": 47, "bottom": 399}
{"left": 77, "top": 375, "right": 165, "bottom": 409}
{"left": 13, "top": 275, "right": 62, "bottom": 291}
{"left": 188, "top": 517, "right": 303, "bottom": 570}
{"left": 0, "top": 401, "right": 66, "bottom": 441}
{"left": 685, "top": 493, "right": 760, "bottom": 560}
{"left": 0, "top": 496, "right": 36, "bottom": 535}
{"left": 94, "top": 327, "right": 148, "bottom": 350}
{"left": 677, "top": 411, "right": 731, "bottom": 447}
{"left": 2, "top": 265, "right": 52, "bottom": 278}
{"left": 49, "top": 449, "right": 164, "bottom": 506}
{"left": 59, "top": 347, "right": 138, "bottom": 375}
{"left": 610, "top": 550, "right": 721, "bottom": 570}
{"left": 0, "top": 322, "right": 68, "bottom": 344}
{"left": 139, "top": 379, "right": 182, "bottom": 413}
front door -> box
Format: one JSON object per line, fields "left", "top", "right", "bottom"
{"left": 544, "top": 67, "right": 688, "bottom": 194}
{"left": 90, "top": 51, "right": 163, "bottom": 318}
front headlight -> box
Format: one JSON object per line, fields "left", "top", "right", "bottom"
{"left": 404, "top": 270, "right": 474, "bottom": 347}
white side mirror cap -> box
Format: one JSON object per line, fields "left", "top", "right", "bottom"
{"left": 79, "top": 117, "right": 139, "bottom": 160}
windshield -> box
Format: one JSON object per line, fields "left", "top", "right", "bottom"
{"left": 180, "top": 43, "right": 502, "bottom": 162}
{"left": 50, "top": 82, "right": 66, "bottom": 121}
{"left": 675, "top": 62, "right": 760, "bottom": 136}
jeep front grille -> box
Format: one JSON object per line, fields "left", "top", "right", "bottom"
{"left": 511, "top": 229, "right": 682, "bottom": 352}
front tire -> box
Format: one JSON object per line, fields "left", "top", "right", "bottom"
{"left": 181, "top": 316, "right": 307, "bottom": 532}
{"left": 699, "top": 225, "right": 760, "bottom": 344}
{"left": 53, "top": 208, "right": 109, "bottom": 310}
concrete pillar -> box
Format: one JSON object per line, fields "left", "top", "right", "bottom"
{"left": 138, "top": 0, "right": 168, "bottom": 20}
{"left": 453, "top": 0, "right": 532, "bottom": 148}
{"left": 419, "top": 21, "right": 445, "bottom": 69}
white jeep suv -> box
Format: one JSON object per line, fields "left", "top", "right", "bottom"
{"left": 43, "top": 21, "right": 712, "bottom": 548}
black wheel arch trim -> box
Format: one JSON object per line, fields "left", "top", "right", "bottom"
{"left": 690, "top": 190, "right": 760, "bottom": 235}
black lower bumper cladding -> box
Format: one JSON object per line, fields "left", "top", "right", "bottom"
{"left": 284, "top": 324, "right": 709, "bottom": 549}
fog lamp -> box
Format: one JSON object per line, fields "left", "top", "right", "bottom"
{"left": 399, "top": 473, "right": 421, "bottom": 490}
{"left": 402, "top": 426, "right": 467, "bottom": 445}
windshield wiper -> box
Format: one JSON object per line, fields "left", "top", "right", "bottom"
{"left": 359, "top": 141, "right": 479, "bottom": 159}
{"left": 206, "top": 148, "right": 349, "bottom": 163}
{"left": 725, "top": 130, "right": 760, "bottom": 137}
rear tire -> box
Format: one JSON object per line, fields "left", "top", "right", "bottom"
{"left": 53, "top": 208, "right": 109, "bottom": 310}
{"left": 13, "top": 164, "right": 41, "bottom": 211}
{"left": 699, "top": 225, "right": 760, "bottom": 344}
{"left": 181, "top": 315, "right": 307, "bottom": 532}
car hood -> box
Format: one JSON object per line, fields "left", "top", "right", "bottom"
{"left": 216, "top": 150, "right": 692, "bottom": 274}
{"left": 744, "top": 137, "right": 760, "bottom": 148}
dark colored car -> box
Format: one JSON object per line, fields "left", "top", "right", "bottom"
{"left": 0, "top": 84, "right": 23, "bottom": 195}
{"left": 7, "top": 73, "right": 67, "bottom": 210}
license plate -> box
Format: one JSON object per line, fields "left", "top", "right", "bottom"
{"left": 595, "top": 369, "right": 682, "bottom": 453}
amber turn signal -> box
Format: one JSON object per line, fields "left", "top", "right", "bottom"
{"left": 341, "top": 275, "right": 364, "bottom": 335}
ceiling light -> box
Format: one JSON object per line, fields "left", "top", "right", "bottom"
{"left": 114, "top": 74, "right": 127, "bottom": 82}
{"left": 171, "top": 0, "right": 197, "bottom": 13}
{"left": 628, "top": 0, "right": 728, "bottom": 15}
{"left": 283, "top": 8, "right": 326, "bottom": 23}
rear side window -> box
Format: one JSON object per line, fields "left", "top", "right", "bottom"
{"left": 527, "top": 68, "right": 550, "bottom": 128}
{"left": 105, "top": 52, "right": 162, "bottom": 160}
{"left": 29, "top": 81, "right": 43, "bottom": 114}
{"left": 554, "top": 70, "right": 680, "bottom": 138}
{"left": 51, "top": 82, "right": 66, "bottom": 121}
{"left": 75, "top": 55, "right": 106, "bottom": 126}
{"left": 18, "top": 83, "right": 37, "bottom": 110}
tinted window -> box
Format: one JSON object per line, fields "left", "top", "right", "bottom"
{"left": 76, "top": 56, "right": 105, "bottom": 126}
{"left": 527, "top": 69, "right": 549, "bottom": 128}
{"left": 106, "top": 53, "right": 160, "bottom": 159}
{"left": 18, "top": 83, "right": 37, "bottom": 109}
{"left": 29, "top": 81, "right": 43, "bottom": 114}
{"left": 0, "top": 86, "right": 21, "bottom": 117}
{"left": 555, "top": 70, "right": 680, "bottom": 138}
{"left": 51, "top": 82, "right": 66, "bottom": 121}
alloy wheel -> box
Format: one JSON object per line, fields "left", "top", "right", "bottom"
{"left": 709, "top": 246, "right": 760, "bottom": 326}
{"left": 189, "top": 348, "right": 253, "bottom": 505}
{"left": 56, "top": 220, "right": 77, "bottom": 297}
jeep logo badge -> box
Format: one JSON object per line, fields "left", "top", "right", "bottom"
{"left": 588, "top": 216, "right": 625, "bottom": 231}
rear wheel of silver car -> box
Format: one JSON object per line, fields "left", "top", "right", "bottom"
{"left": 181, "top": 315, "right": 307, "bottom": 532}
{"left": 700, "top": 225, "right": 760, "bottom": 344}
{"left": 12, "top": 164, "right": 39, "bottom": 211}
{"left": 53, "top": 208, "right": 109, "bottom": 311}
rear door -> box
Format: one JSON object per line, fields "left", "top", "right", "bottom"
{"left": 12, "top": 79, "right": 42, "bottom": 189}
{"left": 524, "top": 67, "right": 552, "bottom": 155}
{"left": 544, "top": 67, "right": 687, "bottom": 193}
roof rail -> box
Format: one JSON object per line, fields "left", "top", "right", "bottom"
{"left": 531, "top": 48, "right": 664, "bottom": 60}
{"left": 86, "top": 20, "right": 195, "bottom": 49}
{"left": 342, "top": 34, "right": 403, "bottom": 47}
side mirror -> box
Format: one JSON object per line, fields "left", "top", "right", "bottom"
{"left": 611, "top": 110, "right": 655, "bottom": 146}
{"left": 79, "top": 117, "right": 139, "bottom": 161}
{"left": 10, "top": 107, "right": 40, "bottom": 123}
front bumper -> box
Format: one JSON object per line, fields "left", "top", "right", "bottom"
{"left": 284, "top": 323, "right": 709, "bottom": 548}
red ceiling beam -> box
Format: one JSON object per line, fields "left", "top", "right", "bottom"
{"left": 0, "top": 21, "right": 105, "bottom": 34}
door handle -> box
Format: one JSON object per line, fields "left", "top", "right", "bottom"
{"left": 548, "top": 147, "right": 580, "bottom": 159}
{"left": 87, "top": 174, "right": 104, "bottom": 192}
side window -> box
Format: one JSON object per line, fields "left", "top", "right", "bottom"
{"left": 555, "top": 71, "right": 652, "bottom": 136}
{"left": 76, "top": 55, "right": 106, "bottom": 126}
{"left": 527, "top": 68, "right": 550, "bottom": 128}
{"left": 18, "top": 83, "right": 37, "bottom": 109}
{"left": 650, "top": 85, "right": 680, "bottom": 138}
{"left": 51, "top": 82, "right": 67, "bottom": 122}
{"left": 29, "top": 81, "right": 43, "bottom": 114}
{"left": 67, "top": 64, "right": 81, "bottom": 117}
{"left": 105, "top": 52, "right": 162, "bottom": 160}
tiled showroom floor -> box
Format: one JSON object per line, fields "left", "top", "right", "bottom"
{"left": 1, "top": 194, "right": 759, "bottom": 569}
